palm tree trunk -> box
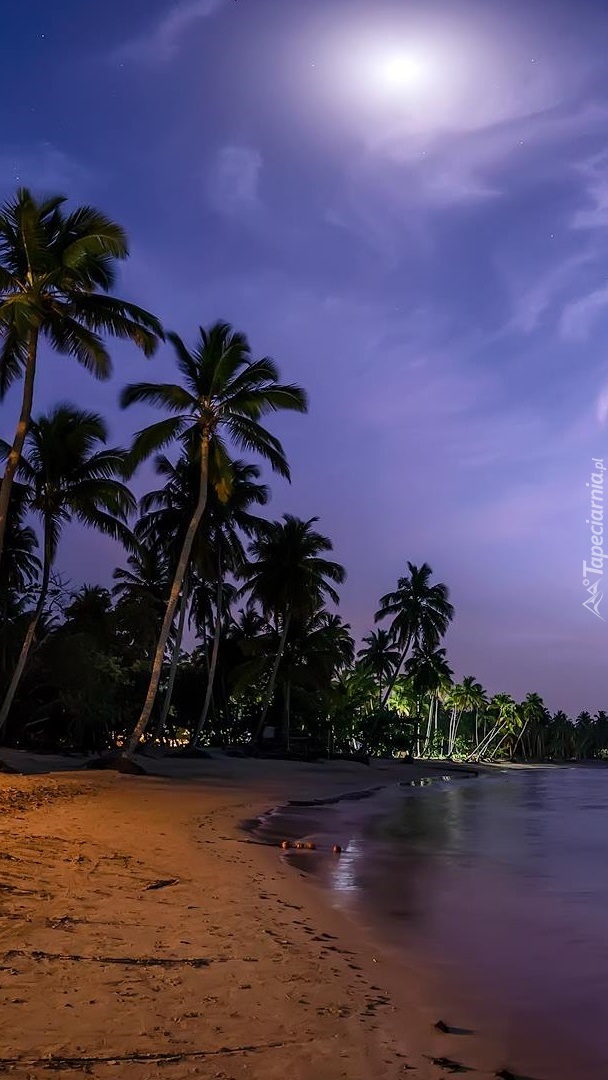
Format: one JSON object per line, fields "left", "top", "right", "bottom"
{"left": 153, "top": 570, "right": 190, "bottom": 742}
{"left": 191, "top": 569, "right": 223, "bottom": 747}
{"left": 0, "top": 511, "right": 50, "bottom": 736}
{"left": 0, "top": 328, "right": 39, "bottom": 571}
{"left": 254, "top": 612, "right": 291, "bottom": 741}
{"left": 423, "top": 695, "right": 434, "bottom": 756}
{"left": 284, "top": 679, "right": 291, "bottom": 750}
{"left": 126, "top": 436, "right": 209, "bottom": 756}
{"left": 381, "top": 635, "right": 411, "bottom": 708}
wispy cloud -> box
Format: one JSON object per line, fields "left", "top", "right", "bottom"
{"left": 113, "top": 0, "right": 226, "bottom": 64}
{"left": 206, "top": 145, "right": 263, "bottom": 217}
{"left": 559, "top": 284, "right": 608, "bottom": 341}
{"left": 572, "top": 152, "right": 608, "bottom": 231}
{"left": 504, "top": 250, "right": 598, "bottom": 335}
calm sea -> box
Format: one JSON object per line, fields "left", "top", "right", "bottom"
{"left": 274, "top": 767, "right": 608, "bottom": 1079}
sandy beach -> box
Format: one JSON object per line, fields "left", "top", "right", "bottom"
{"left": 0, "top": 754, "right": 504, "bottom": 1080}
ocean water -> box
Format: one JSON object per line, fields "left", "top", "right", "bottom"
{"left": 267, "top": 767, "right": 608, "bottom": 1079}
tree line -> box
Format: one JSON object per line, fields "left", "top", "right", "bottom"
{"left": 0, "top": 189, "right": 606, "bottom": 763}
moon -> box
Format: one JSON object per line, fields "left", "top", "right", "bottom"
{"left": 373, "top": 49, "right": 437, "bottom": 93}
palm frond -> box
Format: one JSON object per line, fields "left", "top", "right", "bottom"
{"left": 120, "top": 381, "right": 195, "bottom": 412}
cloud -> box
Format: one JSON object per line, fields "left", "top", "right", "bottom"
{"left": 596, "top": 385, "right": 608, "bottom": 425}
{"left": 114, "top": 0, "right": 226, "bottom": 64}
{"left": 206, "top": 145, "right": 262, "bottom": 217}
{"left": 559, "top": 285, "right": 608, "bottom": 341}
{"left": 369, "top": 101, "right": 608, "bottom": 210}
{"left": 0, "top": 143, "right": 94, "bottom": 199}
{"left": 572, "top": 152, "right": 608, "bottom": 231}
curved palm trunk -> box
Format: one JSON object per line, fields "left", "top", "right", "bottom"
{"left": 191, "top": 569, "right": 222, "bottom": 747}
{"left": 126, "top": 437, "right": 209, "bottom": 756}
{"left": 381, "top": 635, "right": 411, "bottom": 709}
{"left": 153, "top": 570, "right": 190, "bottom": 742}
{"left": 254, "top": 612, "right": 291, "bottom": 742}
{"left": 0, "top": 510, "right": 50, "bottom": 736}
{"left": 0, "top": 328, "right": 39, "bottom": 571}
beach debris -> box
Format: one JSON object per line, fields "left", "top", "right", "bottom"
{"left": 144, "top": 878, "right": 179, "bottom": 891}
{"left": 434, "top": 1020, "right": 474, "bottom": 1036}
{"left": 332, "top": 844, "right": 342, "bottom": 854}
{"left": 495, "top": 1071, "right": 540, "bottom": 1080}
{"left": 426, "top": 1056, "right": 472, "bottom": 1073}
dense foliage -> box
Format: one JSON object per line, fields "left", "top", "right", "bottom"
{"left": 1, "top": 190, "right": 606, "bottom": 762}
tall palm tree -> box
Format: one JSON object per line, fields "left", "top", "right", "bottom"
{"left": 0, "top": 404, "right": 135, "bottom": 733}
{"left": 120, "top": 321, "right": 307, "bottom": 753}
{"left": 446, "top": 675, "right": 485, "bottom": 756}
{"left": 404, "top": 645, "right": 453, "bottom": 756}
{"left": 0, "top": 188, "right": 162, "bottom": 568}
{"left": 358, "top": 629, "right": 400, "bottom": 710}
{"left": 516, "top": 691, "right": 548, "bottom": 760}
{"left": 245, "top": 515, "right": 345, "bottom": 739}
{"left": 375, "top": 562, "right": 454, "bottom": 707}
{"left": 189, "top": 460, "right": 269, "bottom": 745}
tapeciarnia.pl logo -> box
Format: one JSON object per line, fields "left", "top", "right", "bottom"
{"left": 582, "top": 458, "right": 606, "bottom": 620}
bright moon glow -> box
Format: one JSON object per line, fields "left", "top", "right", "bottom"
{"left": 376, "top": 51, "right": 435, "bottom": 91}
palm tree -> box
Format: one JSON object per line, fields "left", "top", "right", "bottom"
{"left": 358, "top": 629, "right": 400, "bottom": 709}
{"left": 375, "top": 562, "right": 454, "bottom": 707}
{"left": 470, "top": 693, "right": 519, "bottom": 760}
{"left": 0, "top": 404, "right": 135, "bottom": 734}
{"left": 189, "top": 460, "right": 269, "bottom": 745}
{"left": 0, "top": 483, "right": 40, "bottom": 682}
{"left": 446, "top": 675, "right": 485, "bottom": 756}
{"left": 516, "top": 692, "right": 548, "bottom": 760}
{"left": 404, "top": 645, "right": 453, "bottom": 756}
{"left": 120, "top": 321, "right": 307, "bottom": 753}
{"left": 0, "top": 188, "right": 162, "bottom": 569}
{"left": 245, "top": 515, "right": 345, "bottom": 740}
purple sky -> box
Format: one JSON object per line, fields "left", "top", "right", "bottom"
{"left": 2, "top": 0, "right": 608, "bottom": 713}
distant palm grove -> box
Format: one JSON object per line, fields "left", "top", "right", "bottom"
{"left": 1, "top": 189, "right": 607, "bottom": 763}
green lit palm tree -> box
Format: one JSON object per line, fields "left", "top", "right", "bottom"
{"left": 375, "top": 562, "right": 454, "bottom": 707}
{"left": 446, "top": 675, "right": 486, "bottom": 756}
{"left": 0, "top": 188, "right": 162, "bottom": 569}
{"left": 120, "top": 321, "right": 307, "bottom": 753}
{"left": 404, "top": 645, "right": 453, "bottom": 756}
{"left": 0, "top": 404, "right": 135, "bottom": 733}
{"left": 245, "top": 515, "right": 345, "bottom": 739}
{"left": 470, "top": 693, "right": 519, "bottom": 760}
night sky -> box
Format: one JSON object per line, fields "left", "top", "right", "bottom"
{"left": 2, "top": 0, "right": 608, "bottom": 712}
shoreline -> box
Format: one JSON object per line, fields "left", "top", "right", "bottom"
{"left": 0, "top": 755, "right": 511, "bottom": 1079}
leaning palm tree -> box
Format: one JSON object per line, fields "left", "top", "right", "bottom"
{"left": 0, "top": 188, "right": 163, "bottom": 569}
{"left": 0, "top": 404, "right": 135, "bottom": 733}
{"left": 375, "top": 562, "right": 454, "bottom": 707}
{"left": 120, "top": 322, "right": 307, "bottom": 753}
{"left": 244, "top": 514, "right": 345, "bottom": 739}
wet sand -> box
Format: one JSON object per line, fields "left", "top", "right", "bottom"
{"left": 0, "top": 753, "right": 503, "bottom": 1080}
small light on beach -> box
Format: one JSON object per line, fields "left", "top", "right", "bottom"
{"left": 332, "top": 844, "right": 342, "bottom": 854}
{"left": 281, "top": 840, "right": 292, "bottom": 849}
